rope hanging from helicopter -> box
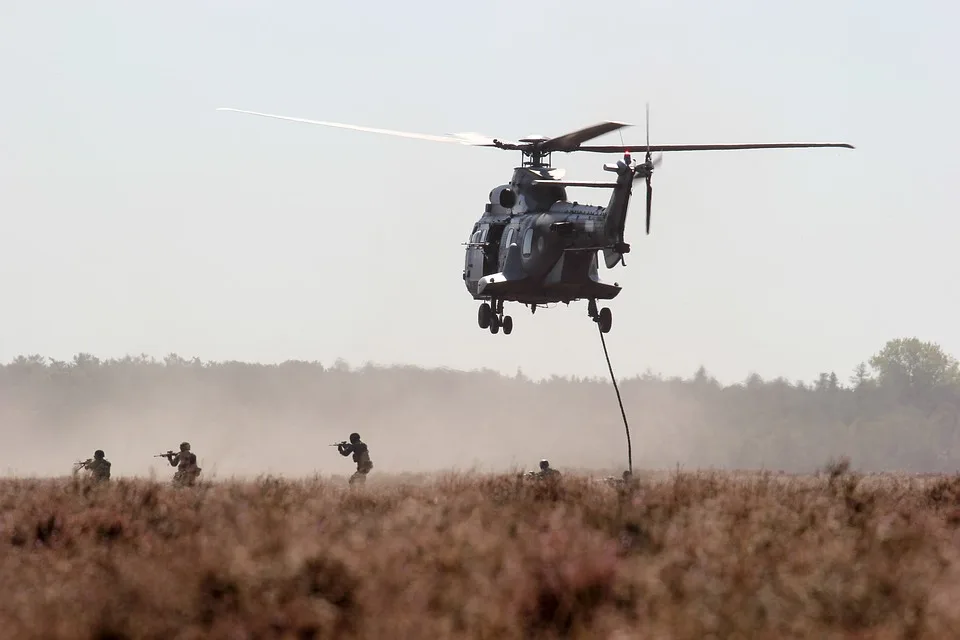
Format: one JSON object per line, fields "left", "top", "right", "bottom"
{"left": 596, "top": 321, "right": 633, "bottom": 475}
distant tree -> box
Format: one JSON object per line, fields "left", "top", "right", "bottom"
{"left": 640, "top": 368, "right": 662, "bottom": 382}
{"left": 868, "top": 338, "right": 960, "bottom": 392}
{"left": 813, "top": 372, "right": 840, "bottom": 391}
{"left": 849, "top": 362, "right": 871, "bottom": 389}
{"left": 71, "top": 353, "right": 100, "bottom": 370}
{"left": 692, "top": 365, "right": 721, "bottom": 387}
{"left": 745, "top": 372, "right": 764, "bottom": 389}
{"left": 164, "top": 353, "right": 188, "bottom": 367}
{"left": 815, "top": 373, "right": 831, "bottom": 391}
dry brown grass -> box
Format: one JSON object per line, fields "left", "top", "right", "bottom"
{"left": 5, "top": 468, "right": 960, "bottom": 639}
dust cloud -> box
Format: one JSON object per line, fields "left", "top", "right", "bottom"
{"left": 2, "top": 356, "right": 956, "bottom": 479}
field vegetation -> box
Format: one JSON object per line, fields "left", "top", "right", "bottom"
{"left": 5, "top": 336, "right": 960, "bottom": 636}
{"left": 5, "top": 466, "right": 960, "bottom": 638}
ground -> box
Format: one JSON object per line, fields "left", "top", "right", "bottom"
{"left": 3, "top": 466, "right": 960, "bottom": 639}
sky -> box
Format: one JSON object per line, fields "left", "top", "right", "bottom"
{"left": 1, "top": 0, "right": 958, "bottom": 385}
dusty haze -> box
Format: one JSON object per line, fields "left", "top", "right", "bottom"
{"left": 3, "top": 338, "right": 958, "bottom": 479}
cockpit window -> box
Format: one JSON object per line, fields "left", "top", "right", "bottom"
{"left": 521, "top": 228, "right": 533, "bottom": 256}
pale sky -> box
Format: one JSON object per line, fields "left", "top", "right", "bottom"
{"left": 1, "top": 1, "right": 957, "bottom": 385}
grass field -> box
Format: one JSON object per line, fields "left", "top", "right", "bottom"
{"left": 4, "top": 464, "right": 960, "bottom": 639}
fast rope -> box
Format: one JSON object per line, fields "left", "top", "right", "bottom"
{"left": 597, "top": 323, "right": 633, "bottom": 475}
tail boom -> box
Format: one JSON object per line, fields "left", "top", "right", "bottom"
{"left": 600, "top": 158, "right": 646, "bottom": 267}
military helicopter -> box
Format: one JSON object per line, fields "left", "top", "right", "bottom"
{"left": 217, "top": 106, "right": 853, "bottom": 335}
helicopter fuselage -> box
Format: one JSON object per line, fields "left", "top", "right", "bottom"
{"left": 462, "top": 205, "right": 620, "bottom": 306}
{"left": 462, "top": 162, "right": 637, "bottom": 313}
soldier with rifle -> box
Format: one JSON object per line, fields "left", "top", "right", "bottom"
{"left": 331, "top": 432, "right": 373, "bottom": 485}
{"left": 155, "top": 441, "right": 202, "bottom": 486}
{"left": 520, "top": 458, "right": 562, "bottom": 482}
{"left": 536, "top": 459, "right": 561, "bottom": 478}
{"left": 598, "top": 470, "right": 635, "bottom": 488}
{"left": 74, "top": 449, "right": 111, "bottom": 482}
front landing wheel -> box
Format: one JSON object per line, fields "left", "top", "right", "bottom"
{"left": 502, "top": 315, "right": 513, "bottom": 335}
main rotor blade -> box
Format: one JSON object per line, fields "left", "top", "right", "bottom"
{"left": 575, "top": 142, "right": 855, "bottom": 153}
{"left": 540, "top": 121, "right": 633, "bottom": 153}
{"left": 216, "top": 108, "right": 505, "bottom": 147}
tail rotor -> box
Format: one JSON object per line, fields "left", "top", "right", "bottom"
{"left": 642, "top": 103, "right": 660, "bottom": 235}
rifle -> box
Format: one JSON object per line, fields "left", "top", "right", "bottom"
{"left": 74, "top": 458, "right": 92, "bottom": 469}
{"left": 153, "top": 450, "right": 175, "bottom": 458}
{"left": 329, "top": 441, "right": 347, "bottom": 447}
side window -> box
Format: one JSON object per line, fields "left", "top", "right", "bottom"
{"left": 470, "top": 231, "right": 480, "bottom": 244}
{"left": 504, "top": 228, "right": 515, "bottom": 248}
{"left": 521, "top": 228, "right": 533, "bottom": 256}
{"left": 479, "top": 226, "right": 488, "bottom": 242}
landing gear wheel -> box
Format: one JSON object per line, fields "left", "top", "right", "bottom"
{"left": 598, "top": 307, "right": 612, "bottom": 334}
{"left": 502, "top": 315, "right": 513, "bottom": 335}
{"left": 489, "top": 314, "right": 500, "bottom": 334}
{"left": 478, "top": 303, "right": 491, "bottom": 329}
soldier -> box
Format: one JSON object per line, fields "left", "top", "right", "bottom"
{"left": 76, "top": 449, "right": 111, "bottom": 482}
{"left": 537, "top": 459, "right": 561, "bottom": 478}
{"left": 337, "top": 432, "right": 373, "bottom": 485}
{"left": 163, "top": 441, "right": 202, "bottom": 486}
{"left": 600, "top": 469, "right": 635, "bottom": 488}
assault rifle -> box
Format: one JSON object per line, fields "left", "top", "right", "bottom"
{"left": 329, "top": 441, "right": 348, "bottom": 447}
{"left": 154, "top": 450, "right": 175, "bottom": 458}
{"left": 74, "top": 458, "right": 92, "bottom": 469}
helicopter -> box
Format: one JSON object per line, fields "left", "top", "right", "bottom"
{"left": 217, "top": 106, "right": 853, "bottom": 335}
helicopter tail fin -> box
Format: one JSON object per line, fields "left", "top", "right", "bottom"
{"left": 601, "top": 149, "right": 661, "bottom": 267}
{"left": 599, "top": 159, "right": 637, "bottom": 265}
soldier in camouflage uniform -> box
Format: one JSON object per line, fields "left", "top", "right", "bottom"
{"left": 537, "top": 459, "right": 561, "bottom": 478}
{"left": 76, "top": 449, "right": 111, "bottom": 482}
{"left": 337, "top": 432, "right": 373, "bottom": 485}
{"left": 163, "top": 441, "right": 202, "bottom": 486}
{"left": 600, "top": 469, "right": 634, "bottom": 488}
{"left": 522, "top": 459, "right": 561, "bottom": 481}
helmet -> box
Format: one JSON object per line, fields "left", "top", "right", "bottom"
{"left": 94, "top": 450, "right": 104, "bottom": 459}
{"left": 540, "top": 459, "right": 549, "bottom": 470}
{"left": 180, "top": 442, "right": 190, "bottom": 451}
{"left": 349, "top": 433, "right": 360, "bottom": 443}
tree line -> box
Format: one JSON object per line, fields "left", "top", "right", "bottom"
{"left": 2, "top": 337, "right": 959, "bottom": 475}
